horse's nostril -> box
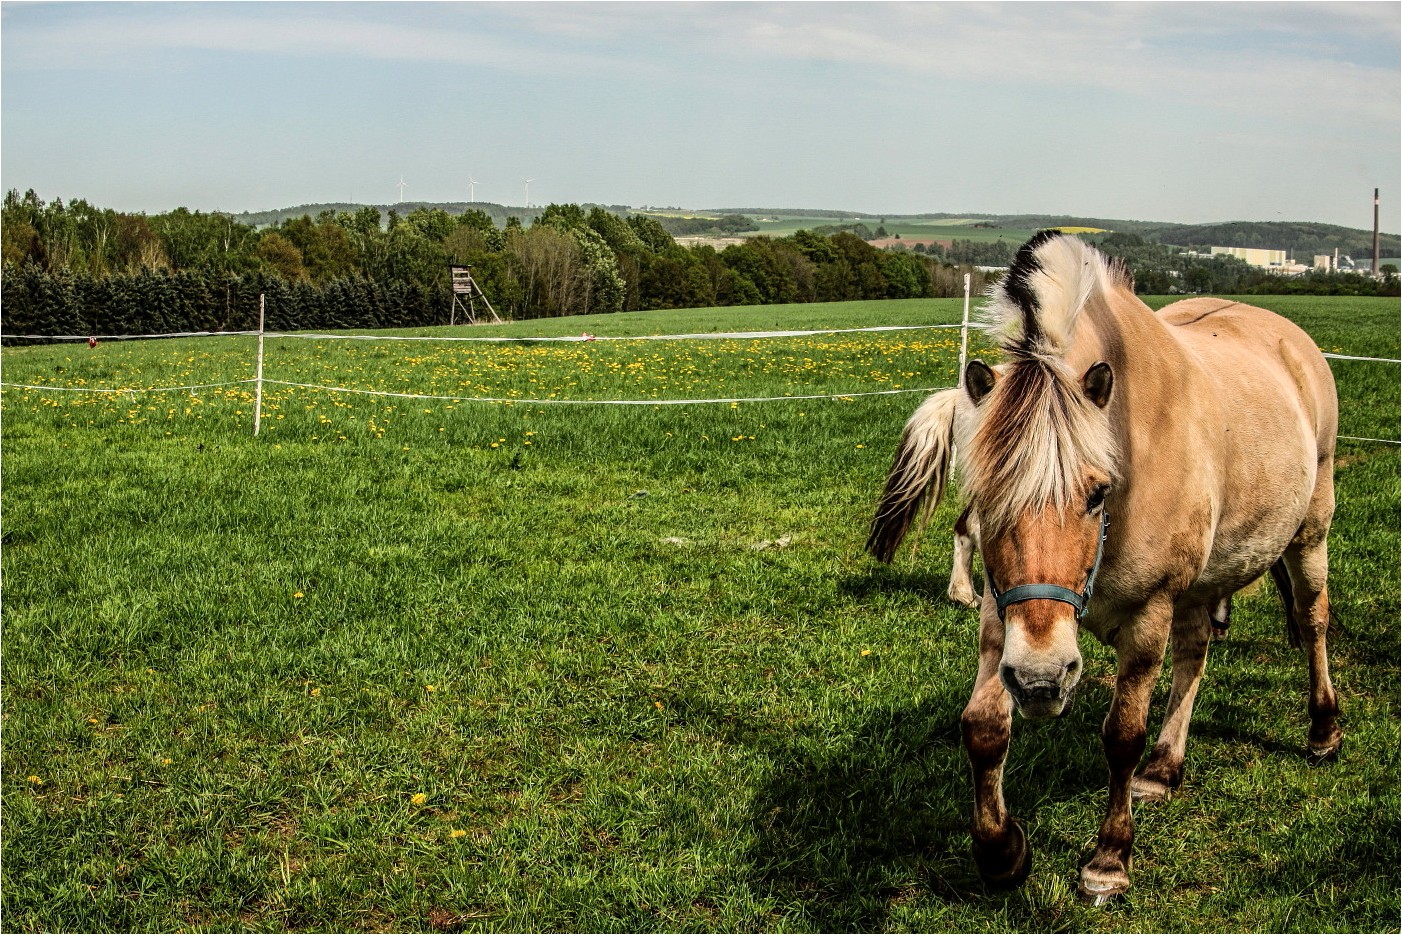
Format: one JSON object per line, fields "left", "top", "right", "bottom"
{"left": 1066, "top": 659, "right": 1080, "bottom": 674}
{"left": 999, "top": 664, "right": 1020, "bottom": 696}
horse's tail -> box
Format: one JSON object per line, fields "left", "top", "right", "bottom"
{"left": 867, "top": 387, "right": 963, "bottom": 563}
{"left": 1268, "top": 559, "right": 1302, "bottom": 649}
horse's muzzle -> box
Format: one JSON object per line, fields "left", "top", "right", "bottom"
{"left": 1001, "top": 662, "right": 1078, "bottom": 720}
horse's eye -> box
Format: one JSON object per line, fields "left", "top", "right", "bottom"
{"left": 1086, "top": 484, "right": 1109, "bottom": 513}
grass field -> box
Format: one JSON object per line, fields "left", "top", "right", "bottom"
{"left": 2, "top": 295, "right": 1398, "bottom": 932}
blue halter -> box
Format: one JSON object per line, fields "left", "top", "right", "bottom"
{"left": 989, "top": 506, "right": 1110, "bottom": 622}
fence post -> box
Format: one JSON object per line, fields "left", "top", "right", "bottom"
{"left": 947, "top": 272, "right": 974, "bottom": 472}
{"left": 253, "top": 293, "right": 265, "bottom": 436}
{"left": 957, "top": 273, "right": 972, "bottom": 388}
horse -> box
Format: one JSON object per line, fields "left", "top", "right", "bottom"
{"left": 867, "top": 231, "right": 1342, "bottom": 902}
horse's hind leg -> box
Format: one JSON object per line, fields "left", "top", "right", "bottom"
{"left": 1278, "top": 537, "right": 1343, "bottom": 758}
{"left": 948, "top": 506, "right": 979, "bottom": 607}
{"left": 1132, "top": 605, "right": 1212, "bottom": 803}
{"left": 1209, "top": 596, "right": 1231, "bottom": 640}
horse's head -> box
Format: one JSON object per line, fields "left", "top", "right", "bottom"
{"left": 963, "top": 356, "right": 1115, "bottom": 720}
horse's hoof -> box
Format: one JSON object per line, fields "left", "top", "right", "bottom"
{"left": 1308, "top": 735, "right": 1343, "bottom": 762}
{"left": 947, "top": 587, "right": 978, "bottom": 609}
{"left": 1078, "top": 867, "right": 1130, "bottom": 905}
{"left": 1078, "top": 883, "right": 1128, "bottom": 907}
{"left": 972, "top": 820, "right": 1031, "bottom": 889}
{"left": 1211, "top": 625, "right": 1229, "bottom": 641}
{"left": 1129, "top": 774, "right": 1173, "bottom": 804}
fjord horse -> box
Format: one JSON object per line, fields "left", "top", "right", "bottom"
{"left": 869, "top": 232, "right": 1341, "bottom": 902}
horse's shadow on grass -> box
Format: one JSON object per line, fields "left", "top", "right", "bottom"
{"left": 741, "top": 571, "right": 1114, "bottom": 930}
{"left": 742, "top": 691, "right": 1117, "bottom": 930}
{"left": 746, "top": 568, "right": 1393, "bottom": 928}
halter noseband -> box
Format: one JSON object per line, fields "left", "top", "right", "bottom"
{"left": 989, "top": 506, "right": 1109, "bottom": 622}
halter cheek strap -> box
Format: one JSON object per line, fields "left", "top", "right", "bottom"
{"left": 990, "top": 506, "right": 1110, "bottom": 623}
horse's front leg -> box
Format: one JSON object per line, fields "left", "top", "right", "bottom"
{"left": 1079, "top": 606, "right": 1171, "bottom": 904}
{"left": 961, "top": 596, "right": 1027, "bottom": 886}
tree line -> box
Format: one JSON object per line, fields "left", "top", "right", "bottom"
{"left": 1, "top": 190, "right": 997, "bottom": 340}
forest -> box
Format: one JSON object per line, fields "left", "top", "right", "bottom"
{"left": 0, "top": 192, "right": 995, "bottom": 338}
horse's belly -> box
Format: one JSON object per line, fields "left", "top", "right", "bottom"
{"left": 1191, "top": 484, "right": 1313, "bottom": 600}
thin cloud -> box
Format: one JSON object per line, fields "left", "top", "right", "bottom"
{"left": 719, "top": 3, "right": 1398, "bottom": 126}
{"left": 8, "top": 1, "right": 1395, "bottom": 128}
{"left": 1, "top": 5, "right": 639, "bottom": 76}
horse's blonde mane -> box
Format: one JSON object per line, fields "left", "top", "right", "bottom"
{"left": 961, "top": 233, "right": 1123, "bottom": 531}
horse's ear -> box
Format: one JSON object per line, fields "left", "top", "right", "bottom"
{"left": 965, "top": 360, "right": 996, "bottom": 405}
{"left": 1082, "top": 361, "right": 1113, "bottom": 408}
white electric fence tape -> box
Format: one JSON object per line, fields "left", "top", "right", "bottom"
{"left": 261, "top": 379, "right": 953, "bottom": 405}
{"left": 0, "top": 379, "right": 256, "bottom": 393}
{"left": 1322, "top": 352, "right": 1402, "bottom": 363}
{"left": 1, "top": 324, "right": 961, "bottom": 344}
{"left": 260, "top": 323, "right": 967, "bottom": 342}
{"left": 1338, "top": 435, "right": 1402, "bottom": 446}
{"left": 1, "top": 330, "right": 258, "bottom": 341}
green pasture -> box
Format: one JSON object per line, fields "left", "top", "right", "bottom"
{"left": 2, "top": 296, "right": 1398, "bottom": 932}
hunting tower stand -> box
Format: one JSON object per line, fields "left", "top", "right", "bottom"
{"left": 449, "top": 264, "right": 502, "bottom": 324}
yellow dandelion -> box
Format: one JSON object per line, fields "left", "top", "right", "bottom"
{"left": 425, "top": 684, "right": 436, "bottom": 693}
{"left": 26, "top": 775, "right": 42, "bottom": 785}
{"left": 411, "top": 793, "right": 428, "bottom": 806}
{"left": 450, "top": 829, "right": 467, "bottom": 839}
{"left": 293, "top": 591, "right": 304, "bottom": 599}
{"left": 861, "top": 649, "right": 872, "bottom": 657}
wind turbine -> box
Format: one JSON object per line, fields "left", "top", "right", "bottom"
{"left": 468, "top": 175, "right": 479, "bottom": 202}
{"left": 397, "top": 176, "right": 408, "bottom": 202}
{"left": 522, "top": 178, "right": 535, "bottom": 207}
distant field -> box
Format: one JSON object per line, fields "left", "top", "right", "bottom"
{"left": 2, "top": 295, "right": 1397, "bottom": 933}
{"left": 745, "top": 214, "right": 1047, "bottom": 244}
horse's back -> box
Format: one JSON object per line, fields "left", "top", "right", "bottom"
{"left": 1157, "top": 297, "right": 1319, "bottom": 359}
{"left": 1156, "top": 297, "right": 1338, "bottom": 446}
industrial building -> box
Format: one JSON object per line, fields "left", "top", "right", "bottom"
{"left": 1207, "top": 246, "right": 1308, "bottom": 275}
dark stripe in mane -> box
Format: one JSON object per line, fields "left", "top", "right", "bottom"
{"left": 1001, "top": 229, "right": 1063, "bottom": 352}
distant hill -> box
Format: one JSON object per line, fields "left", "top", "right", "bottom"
{"left": 224, "top": 203, "right": 1399, "bottom": 262}
{"left": 714, "top": 209, "right": 1397, "bottom": 261}
{"left": 228, "top": 202, "right": 547, "bottom": 228}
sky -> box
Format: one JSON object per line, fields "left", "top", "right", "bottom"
{"left": 2, "top": 1, "right": 1398, "bottom": 231}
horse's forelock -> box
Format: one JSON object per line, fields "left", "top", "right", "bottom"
{"left": 961, "top": 358, "right": 1117, "bottom": 534}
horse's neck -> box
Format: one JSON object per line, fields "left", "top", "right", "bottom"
{"left": 1079, "top": 288, "right": 1191, "bottom": 382}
